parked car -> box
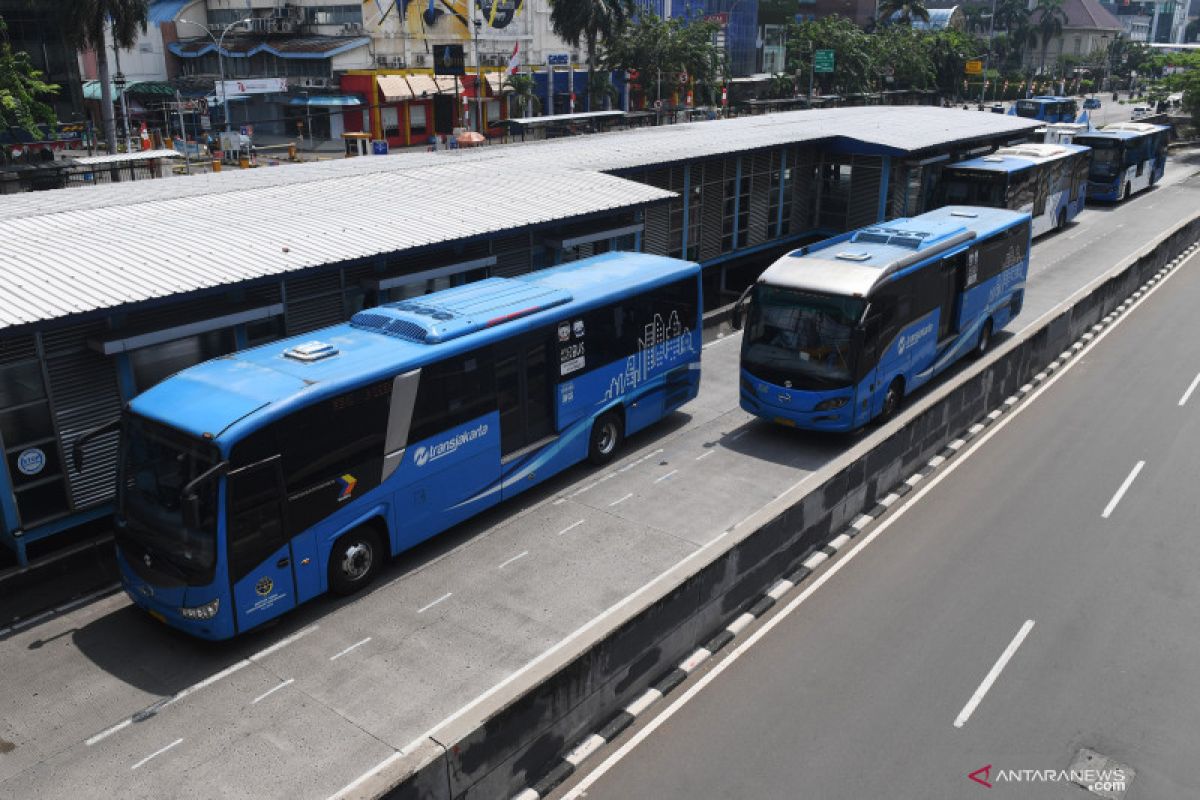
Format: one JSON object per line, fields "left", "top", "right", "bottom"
{"left": 1082, "top": 97, "right": 1102, "bottom": 110}
{"left": 990, "top": 103, "right": 1006, "bottom": 113}
{"left": 1131, "top": 105, "right": 1152, "bottom": 120}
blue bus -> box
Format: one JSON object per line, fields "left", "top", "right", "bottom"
{"left": 1074, "top": 122, "right": 1169, "bottom": 202}
{"left": 936, "top": 143, "right": 1090, "bottom": 237}
{"left": 77, "top": 253, "right": 702, "bottom": 639}
{"left": 732, "top": 206, "right": 1031, "bottom": 431}
{"left": 1013, "top": 96, "right": 1079, "bottom": 123}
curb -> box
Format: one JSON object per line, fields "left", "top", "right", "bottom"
{"left": 509, "top": 239, "right": 1200, "bottom": 800}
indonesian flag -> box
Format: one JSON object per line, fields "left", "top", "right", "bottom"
{"left": 507, "top": 41, "right": 521, "bottom": 75}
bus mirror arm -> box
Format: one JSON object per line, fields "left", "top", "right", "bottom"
{"left": 181, "top": 461, "right": 229, "bottom": 530}
{"left": 72, "top": 417, "right": 121, "bottom": 473}
{"left": 731, "top": 285, "right": 754, "bottom": 331}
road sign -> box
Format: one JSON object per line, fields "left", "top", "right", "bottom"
{"left": 965, "top": 59, "right": 983, "bottom": 75}
{"left": 814, "top": 49, "right": 834, "bottom": 74}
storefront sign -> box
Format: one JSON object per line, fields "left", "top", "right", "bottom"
{"left": 547, "top": 53, "right": 570, "bottom": 66}
{"left": 218, "top": 78, "right": 288, "bottom": 96}
{"left": 434, "top": 44, "right": 466, "bottom": 76}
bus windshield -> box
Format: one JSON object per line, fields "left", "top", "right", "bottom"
{"left": 939, "top": 170, "right": 1006, "bottom": 207}
{"left": 1085, "top": 140, "right": 1121, "bottom": 179}
{"left": 742, "top": 286, "right": 864, "bottom": 389}
{"left": 117, "top": 415, "right": 219, "bottom": 580}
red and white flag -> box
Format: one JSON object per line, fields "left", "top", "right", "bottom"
{"left": 506, "top": 41, "right": 521, "bottom": 75}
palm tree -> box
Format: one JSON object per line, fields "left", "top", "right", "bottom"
{"left": 60, "top": 0, "right": 149, "bottom": 154}
{"left": 876, "top": 0, "right": 931, "bottom": 27}
{"left": 992, "top": 0, "right": 1029, "bottom": 33}
{"left": 769, "top": 72, "right": 795, "bottom": 99}
{"left": 1032, "top": 0, "right": 1068, "bottom": 75}
{"left": 503, "top": 72, "right": 541, "bottom": 117}
{"left": 548, "top": 0, "right": 630, "bottom": 111}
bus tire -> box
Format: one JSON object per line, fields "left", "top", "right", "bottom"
{"left": 1057, "top": 209, "right": 1067, "bottom": 231}
{"left": 1123, "top": 183, "right": 1131, "bottom": 201}
{"left": 328, "top": 525, "right": 382, "bottom": 596}
{"left": 879, "top": 378, "right": 904, "bottom": 423}
{"left": 973, "top": 319, "right": 993, "bottom": 359}
{"left": 588, "top": 412, "right": 624, "bottom": 466}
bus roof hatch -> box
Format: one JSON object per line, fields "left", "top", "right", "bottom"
{"left": 349, "top": 277, "right": 572, "bottom": 344}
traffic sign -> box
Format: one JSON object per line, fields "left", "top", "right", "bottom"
{"left": 965, "top": 59, "right": 983, "bottom": 75}
{"left": 814, "top": 49, "right": 834, "bottom": 74}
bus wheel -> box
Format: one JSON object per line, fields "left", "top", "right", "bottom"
{"left": 588, "top": 412, "right": 624, "bottom": 466}
{"left": 973, "top": 319, "right": 993, "bottom": 359}
{"left": 329, "top": 526, "right": 381, "bottom": 596}
{"left": 1057, "top": 209, "right": 1067, "bottom": 231}
{"left": 879, "top": 378, "right": 904, "bottom": 423}
{"left": 1123, "top": 183, "right": 1132, "bottom": 201}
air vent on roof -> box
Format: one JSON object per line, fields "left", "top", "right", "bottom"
{"left": 889, "top": 236, "right": 925, "bottom": 249}
{"left": 835, "top": 251, "right": 872, "bottom": 262}
{"left": 855, "top": 232, "right": 892, "bottom": 244}
{"left": 283, "top": 340, "right": 339, "bottom": 362}
{"left": 982, "top": 156, "right": 1005, "bottom": 162}
{"left": 950, "top": 210, "right": 979, "bottom": 218}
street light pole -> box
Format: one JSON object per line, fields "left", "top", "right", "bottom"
{"left": 179, "top": 18, "right": 251, "bottom": 134}
{"left": 472, "top": 16, "right": 484, "bottom": 133}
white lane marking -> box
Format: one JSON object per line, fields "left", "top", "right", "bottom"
{"left": 553, "top": 498, "right": 566, "bottom": 505}
{"left": 728, "top": 430, "right": 749, "bottom": 442}
{"left": 618, "top": 448, "right": 664, "bottom": 473}
{"left": 695, "top": 450, "right": 715, "bottom": 461}
{"left": 87, "top": 719, "right": 132, "bottom": 746}
{"left": 557, "top": 520, "right": 586, "bottom": 537}
{"left": 417, "top": 593, "right": 453, "bottom": 613}
{"left": 497, "top": 551, "right": 529, "bottom": 570}
{"left": 608, "top": 493, "right": 633, "bottom": 507}
{"left": 563, "top": 255, "right": 1196, "bottom": 797}
{"left": 251, "top": 678, "right": 295, "bottom": 705}
{"left": 953, "top": 620, "right": 1036, "bottom": 728}
{"left": 1101, "top": 461, "right": 1145, "bottom": 519}
{"left": 1179, "top": 372, "right": 1200, "bottom": 407}
{"left": 330, "top": 637, "right": 372, "bottom": 661}
{"left": 131, "top": 738, "right": 184, "bottom": 770}
{"left": 251, "top": 625, "right": 320, "bottom": 662}
{"left": 654, "top": 469, "right": 678, "bottom": 484}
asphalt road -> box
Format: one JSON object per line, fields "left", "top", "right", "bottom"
{"left": 556, "top": 220, "right": 1200, "bottom": 799}
{"left": 0, "top": 165, "right": 1196, "bottom": 799}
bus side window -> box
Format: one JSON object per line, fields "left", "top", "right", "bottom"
{"left": 227, "top": 456, "right": 287, "bottom": 582}
{"left": 408, "top": 350, "right": 497, "bottom": 446}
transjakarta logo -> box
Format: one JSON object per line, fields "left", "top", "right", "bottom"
{"left": 897, "top": 322, "right": 934, "bottom": 355}
{"left": 968, "top": 764, "right": 1129, "bottom": 792}
{"left": 411, "top": 423, "right": 489, "bottom": 467}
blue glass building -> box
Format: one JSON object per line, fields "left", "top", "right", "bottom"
{"left": 632, "top": 0, "right": 759, "bottom": 78}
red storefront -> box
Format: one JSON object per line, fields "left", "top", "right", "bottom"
{"left": 339, "top": 71, "right": 509, "bottom": 148}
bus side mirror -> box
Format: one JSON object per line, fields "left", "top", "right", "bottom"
{"left": 180, "top": 460, "right": 229, "bottom": 529}
{"left": 731, "top": 285, "right": 754, "bottom": 331}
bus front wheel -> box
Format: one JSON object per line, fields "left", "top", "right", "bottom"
{"left": 1057, "top": 209, "right": 1067, "bottom": 231}
{"left": 1123, "top": 183, "right": 1132, "bottom": 201}
{"left": 879, "top": 379, "right": 904, "bottom": 423}
{"left": 329, "top": 526, "right": 382, "bottom": 596}
{"left": 588, "top": 412, "right": 624, "bottom": 466}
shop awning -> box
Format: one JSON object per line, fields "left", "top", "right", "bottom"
{"left": 434, "top": 75, "right": 463, "bottom": 94}
{"left": 484, "top": 72, "right": 513, "bottom": 94}
{"left": 288, "top": 95, "right": 364, "bottom": 107}
{"left": 403, "top": 74, "right": 441, "bottom": 97}
{"left": 377, "top": 74, "right": 415, "bottom": 101}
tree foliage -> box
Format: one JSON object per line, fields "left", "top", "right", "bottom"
{"left": 603, "top": 12, "right": 725, "bottom": 106}
{"left": 1, "top": 15, "right": 58, "bottom": 136}
{"left": 548, "top": 0, "right": 629, "bottom": 110}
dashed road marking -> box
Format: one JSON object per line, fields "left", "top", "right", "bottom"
{"left": 330, "top": 637, "right": 372, "bottom": 661}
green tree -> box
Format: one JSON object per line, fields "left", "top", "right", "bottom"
{"left": 503, "top": 72, "right": 541, "bottom": 116}
{"left": 588, "top": 69, "right": 619, "bottom": 109}
{"left": 1031, "top": 0, "right": 1068, "bottom": 74}
{"left": 962, "top": 3, "right": 991, "bottom": 35}
{"left": 877, "top": 0, "right": 931, "bottom": 27}
{"left": 992, "top": 0, "right": 1029, "bottom": 33}
{"left": 548, "top": 0, "right": 629, "bottom": 111}
{"left": 769, "top": 71, "right": 794, "bottom": 98}
{"left": 785, "top": 16, "right": 876, "bottom": 95}
{"left": 60, "top": 0, "right": 148, "bottom": 154}
{"left": 1, "top": 15, "right": 58, "bottom": 141}
{"left": 603, "top": 12, "right": 724, "bottom": 108}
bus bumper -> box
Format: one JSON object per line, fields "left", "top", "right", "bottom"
{"left": 739, "top": 375, "right": 857, "bottom": 432}
{"left": 117, "top": 556, "right": 233, "bottom": 640}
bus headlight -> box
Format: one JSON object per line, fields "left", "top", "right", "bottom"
{"left": 814, "top": 397, "right": 849, "bottom": 411}
{"left": 180, "top": 598, "right": 220, "bottom": 620}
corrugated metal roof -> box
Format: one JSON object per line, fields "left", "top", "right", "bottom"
{"left": 0, "top": 165, "right": 672, "bottom": 329}
{"left": 0, "top": 107, "right": 1038, "bottom": 330}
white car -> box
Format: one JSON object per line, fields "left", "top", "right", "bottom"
{"left": 1131, "top": 106, "right": 1152, "bottom": 120}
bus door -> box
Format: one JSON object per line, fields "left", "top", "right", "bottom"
{"left": 226, "top": 456, "right": 297, "bottom": 631}
{"left": 854, "top": 313, "right": 882, "bottom": 427}
{"left": 937, "top": 254, "right": 965, "bottom": 344}
{"left": 496, "top": 332, "right": 555, "bottom": 491}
